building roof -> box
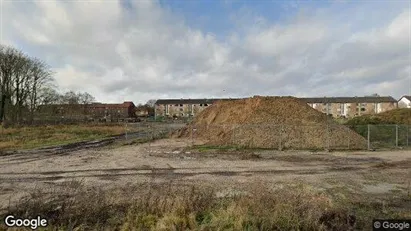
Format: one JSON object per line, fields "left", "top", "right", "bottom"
{"left": 90, "top": 101, "right": 135, "bottom": 108}
{"left": 400, "top": 96, "right": 411, "bottom": 101}
{"left": 155, "top": 96, "right": 398, "bottom": 105}
{"left": 300, "top": 96, "right": 397, "bottom": 103}
{"left": 155, "top": 98, "right": 238, "bottom": 105}
{"left": 38, "top": 102, "right": 135, "bottom": 109}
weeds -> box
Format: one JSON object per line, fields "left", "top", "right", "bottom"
{"left": 1, "top": 180, "right": 401, "bottom": 231}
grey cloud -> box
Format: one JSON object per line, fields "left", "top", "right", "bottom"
{"left": 2, "top": 0, "right": 410, "bottom": 104}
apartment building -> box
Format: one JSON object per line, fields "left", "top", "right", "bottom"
{"left": 154, "top": 98, "right": 230, "bottom": 118}
{"left": 301, "top": 96, "right": 397, "bottom": 118}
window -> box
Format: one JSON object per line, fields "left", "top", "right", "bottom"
{"left": 180, "top": 104, "right": 183, "bottom": 107}
{"left": 200, "top": 104, "right": 203, "bottom": 106}
{"left": 174, "top": 104, "right": 179, "bottom": 107}
{"left": 361, "top": 108, "right": 366, "bottom": 112}
{"left": 204, "top": 104, "right": 208, "bottom": 106}
{"left": 180, "top": 108, "right": 183, "bottom": 111}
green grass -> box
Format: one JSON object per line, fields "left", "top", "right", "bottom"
{"left": 345, "top": 108, "right": 411, "bottom": 125}
{"left": 0, "top": 124, "right": 126, "bottom": 151}
{"left": 344, "top": 109, "right": 411, "bottom": 148}
{"left": 334, "top": 117, "right": 349, "bottom": 124}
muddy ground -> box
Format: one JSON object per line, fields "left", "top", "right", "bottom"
{"left": 1, "top": 138, "right": 410, "bottom": 213}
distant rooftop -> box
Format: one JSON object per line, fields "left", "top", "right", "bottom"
{"left": 155, "top": 98, "right": 239, "bottom": 105}
{"left": 400, "top": 96, "right": 411, "bottom": 101}
{"left": 155, "top": 96, "right": 398, "bottom": 105}
{"left": 300, "top": 96, "right": 397, "bottom": 103}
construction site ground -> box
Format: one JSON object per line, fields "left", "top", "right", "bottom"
{"left": 1, "top": 138, "right": 410, "bottom": 214}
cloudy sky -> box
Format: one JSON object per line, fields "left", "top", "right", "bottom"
{"left": 1, "top": 0, "right": 410, "bottom": 104}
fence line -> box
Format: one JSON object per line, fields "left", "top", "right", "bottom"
{"left": 123, "top": 122, "right": 410, "bottom": 150}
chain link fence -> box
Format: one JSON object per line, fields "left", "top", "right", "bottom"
{"left": 347, "top": 124, "right": 411, "bottom": 150}
{"left": 185, "top": 124, "right": 411, "bottom": 151}
{"left": 124, "top": 122, "right": 186, "bottom": 141}
{"left": 123, "top": 122, "right": 410, "bottom": 151}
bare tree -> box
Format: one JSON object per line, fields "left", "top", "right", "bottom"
{"left": 0, "top": 45, "right": 54, "bottom": 125}
{"left": 62, "top": 91, "right": 79, "bottom": 105}
{"left": 78, "top": 92, "right": 96, "bottom": 116}
{"left": 38, "top": 87, "right": 60, "bottom": 106}
{"left": 0, "top": 45, "right": 100, "bottom": 125}
{"left": 27, "top": 58, "right": 53, "bottom": 120}
{"left": 146, "top": 99, "right": 157, "bottom": 107}
{"left": 78, "top": 92, "right": 95, "bottom": 104}
{"left": 0, "top": 45, "right": 21, "bottom": 123}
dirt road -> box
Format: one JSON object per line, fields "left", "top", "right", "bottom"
{"left": 1, "top": 138, "right": 410, "bottom": 211}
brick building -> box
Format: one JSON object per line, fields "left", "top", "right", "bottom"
{"left": 88, "top": 101, "right": 136, "bottom": 119}
{"left": 37, "top": 101, "right": 136, "bottom": 120}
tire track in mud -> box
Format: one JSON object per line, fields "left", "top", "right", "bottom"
{"left": 0, "top": 165, "right": 368, "bottom": 183}
{"left": 0, "top": 129, "right": 171, "bottom": 165}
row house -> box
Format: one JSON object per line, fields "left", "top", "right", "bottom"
{"left": 154, "top": 98, "right": 229, "bottom": 118}
{"left": 300, "top": 96, "right": 398, "bottom": 118}
{"left": 398, "top": 96, "right": 411, "bottom": 108}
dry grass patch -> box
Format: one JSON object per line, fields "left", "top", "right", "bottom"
{"left": 2, "top": 180, "right": 405, "bottom": 231}
{"left": 0, "top": 124, "right": 125, "bottom": 151}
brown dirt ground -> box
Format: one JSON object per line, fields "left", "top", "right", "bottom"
{"left": 174, "top": 96, "right": 367, "bottom": 149}
{"left": 0, "top": 138, "right": 410, "bottom": 213}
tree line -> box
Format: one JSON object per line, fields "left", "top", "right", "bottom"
{"left": 0, "top": 45, "right": 95, "bottom": 125}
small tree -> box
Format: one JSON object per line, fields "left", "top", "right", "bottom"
{"left": 78, "top": 92, "right": 95, "bottom": 116}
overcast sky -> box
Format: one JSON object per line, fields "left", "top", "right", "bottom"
{"left": 2, "top": 0, "right": 410, "bottom": 104}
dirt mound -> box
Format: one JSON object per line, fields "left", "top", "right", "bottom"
{"left": 174, "top": 96, "right": 367, "bottom": 150}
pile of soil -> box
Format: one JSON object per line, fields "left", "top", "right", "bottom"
{"left": 174, "top": 96, "right": 367, "bottom": 150}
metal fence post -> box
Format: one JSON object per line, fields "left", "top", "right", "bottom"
{"left": 192, "top": 124, "right": 195, "bottom": 146}
{"left": 231, "top": 125, "right": 235, "bottom": 147}
{"left": 125, "top": 122, "right": 128, "bottom": 140}
{"left": 395, "top": 125, "right": 399, "bottom": 148}
{"left": 325, "top": 124, "right": 330, "bottom": 151}
{"left": 278, "top": 125, "right": 282, "bottom": 151}
{"left": 367, "top": 124, "right": 371, "bottom": 150}
{"left": 189, "top": 124, "right": 192, "bottom": 145}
